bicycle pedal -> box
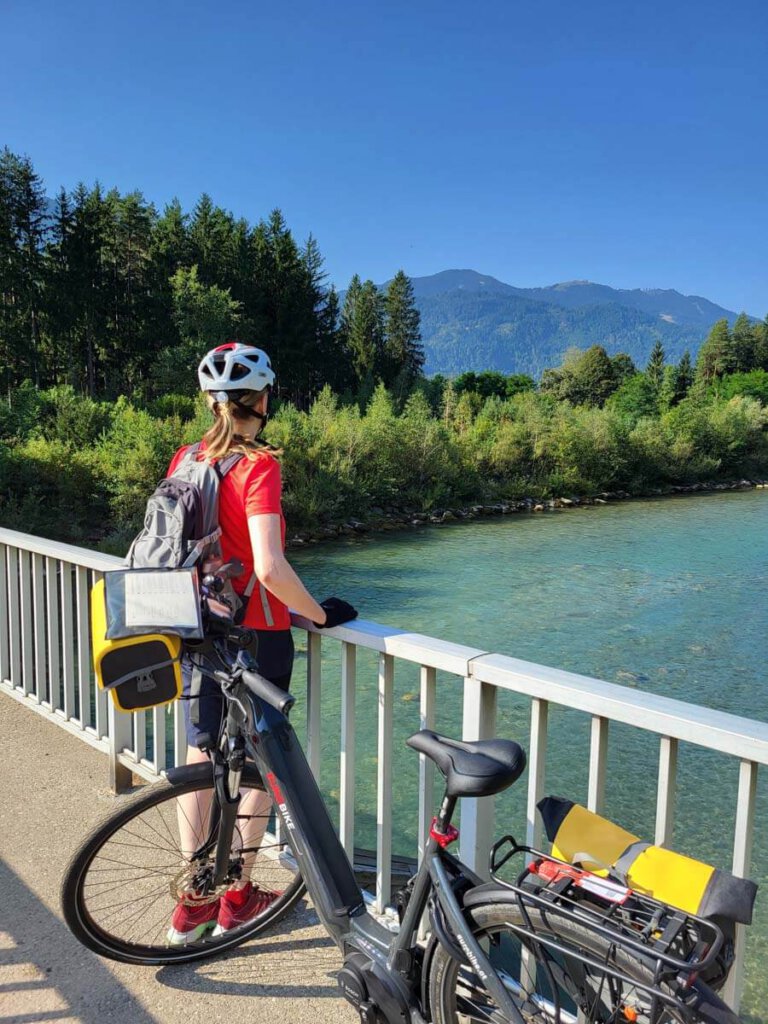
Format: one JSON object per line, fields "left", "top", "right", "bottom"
{"left": 358, "top": 1000, "right": 378, "bottom": 1024}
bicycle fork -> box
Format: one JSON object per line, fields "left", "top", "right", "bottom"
{"left": 211, "top": 735, "right": 246, "bottom": 885}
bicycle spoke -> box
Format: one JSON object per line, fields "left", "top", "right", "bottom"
{"left": 88, "top": 880, "right": 171, "bottom": 928}
{"left": 65, "top": 776, "right": 303, "bottom": 960}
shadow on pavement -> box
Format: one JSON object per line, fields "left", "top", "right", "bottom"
{"left": 156, "top": 906, "right": 344, "bottom": 999}
{"left": 0, "top": 858, "right": 160, "bottom": 1024}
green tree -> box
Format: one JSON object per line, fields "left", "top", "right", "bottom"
{"left": 505, "top": 374, "right": 535, "bottom": 398}
{"left": 170, "top": 265, "right": 241, "bottom": 347}
{"left": 646, "top": 340, "right": 665, "bottom": 391}
{"left": 0, "top": 148, "right": 49, "bottom": 389}
{"left": 344, "top": 278, "right": 384, "bottom": 386}
{"left": 382, "top": 270, "right": 423, "bottom": 392}
{"left": 732, "top": 312, "right": 757, "bottom": 372}
{"left": 696, "top": 319, "right": 736, "bottom": 383}
{"left": 611, "top": 353, "right": 636, "bottom": 385}
{"left": 157, "top": 265, "right": 241, "bottom": 394}
{"left": 607, "top": 373, "right": 659, "bottom": 422}
{"left": 541, "top": 346, "right": 618, "bottom": 407}
{"left": 677, "top": 350, "right": 694, "bottom": 398}
{"left": 755, "top": 317, "right": 768, "bottom": 371}
{"left": 719, "top": 370, "right": 768, "bottom": 405}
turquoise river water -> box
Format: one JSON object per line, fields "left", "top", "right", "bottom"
{"left": 288, "top": 491, "right": 768, "bottom": 1016}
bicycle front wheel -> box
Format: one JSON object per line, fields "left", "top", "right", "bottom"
{"left": 428, "top": 901, "right": 699, "bottom": 1024}
{"left": 61, "top": 764, "right": 305, "bottom": 965}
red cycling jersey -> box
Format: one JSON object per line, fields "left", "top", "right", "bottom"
{"left": 167, "top": 442, "right": 290, "bottom": 631}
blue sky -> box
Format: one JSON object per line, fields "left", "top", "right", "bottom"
{"left": 3, "top": 0, "right": 767, "bottom": 313}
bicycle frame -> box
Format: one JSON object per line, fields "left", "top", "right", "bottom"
{"left": 223, "top": 670, "right": 528, "bottom": 1024}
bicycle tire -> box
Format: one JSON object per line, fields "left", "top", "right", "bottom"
{"left": 428, "top": 901, "right": 738, "bottom": 1024}
{"left": 61, "top": 764, "right": 306, "bottom": 965}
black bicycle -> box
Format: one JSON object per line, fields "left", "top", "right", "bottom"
{"left": 62, "top": 607, "right": 743, "bottom": 1024}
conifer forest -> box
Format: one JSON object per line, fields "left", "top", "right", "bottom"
{"left": 2, "top": 147, "right": 768, "bottom": 549}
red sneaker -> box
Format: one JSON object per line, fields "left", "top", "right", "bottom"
{"left": 166, "top": 897, "right": 220, "bottom": 946}
{"left": 212, "top": 883, "right": 281, "bottom": 936}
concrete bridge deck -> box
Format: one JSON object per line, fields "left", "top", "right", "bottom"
{"left": 0, "top": 694, "right": 357, "bottom": 1024}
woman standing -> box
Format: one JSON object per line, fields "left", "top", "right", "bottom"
{"left": 168, "top": 341, "right": 357, "bottom": 945}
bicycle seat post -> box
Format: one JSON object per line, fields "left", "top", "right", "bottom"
{"left": 431, "top": 791, "right": 458, "bottom": 846}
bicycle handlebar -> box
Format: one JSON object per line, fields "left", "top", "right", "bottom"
{"left": 241, "top": 669, "right": 296, "bottom": 715}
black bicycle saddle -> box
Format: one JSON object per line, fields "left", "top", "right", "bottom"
{"left": 406, "top": 730, "right": 526, "bottom": 798}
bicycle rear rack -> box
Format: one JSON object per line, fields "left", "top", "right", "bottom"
{"left": 487, "top": 835, "right": 726, "bottom": 1015}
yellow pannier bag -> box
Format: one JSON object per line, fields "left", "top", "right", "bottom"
{"left": 91, "top": 578, "right": 182, "bottom": 713}
{"left": 538, "top": 796, "right": 757, "bottom": 925}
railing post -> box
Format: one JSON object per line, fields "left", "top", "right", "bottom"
{"left": 418, "top": 665, "right": 437, "bottom": 863}
{"left": 7, "top": 547, "right": 20, "bottom": 689}
{"left": 339, "top": 641, "right": 356, "bottom": 859}
{"left": 173, "top": 699, "right": 188, "bottom": 766}
{"left": 32, "top": 553, "right": 45, "bottom": 704}
{"left": 587, "top": 716, "right": 609, "bottom": 814}
{"left": 376, "top": 652, "right": 394, "bottom": 913}
{"left": 153, "top": 705, "right": 168, "bottom": 772}
{"left": 60, "top": 562, "right": 75, "bottom": 720}
{"left": 19, "top": 550, "right": 34, "bottom": 696}
{"left": 460, "top": 676, "right": 497, "bottom": 875}
{"left": 306, "top": 631, "right": 322, "bottom": 779}
{"left": 107, "top": 698, "right": 134, "bottom": 793}
{"left": 45, "top": 556, "right": 60, "bottom": 711}
{"left": 527, "top": 698, "right": 549, "bottom": 849}
{"left": 654, "top": 736, "right": 678, "bottom": 847}
{"left": 722, "top": 759, "right": 758, "bottom": 1013}
{"left": 0, "top": 544, "right": 8, "bottom": 685}
{"left": 75, "top": 566, "right": 90, "bottom": 728}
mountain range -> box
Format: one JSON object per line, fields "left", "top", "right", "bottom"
{"left": 390, "top": 270, "right": 750, "bottom": 378}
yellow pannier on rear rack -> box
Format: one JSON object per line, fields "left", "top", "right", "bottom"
{"left": 91, "top": 578, "right": 182, "bottom": 712}
{"left": 538, "top": 796, "right": 757, "bottom": 926}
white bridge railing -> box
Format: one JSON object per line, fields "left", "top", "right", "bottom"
{"left": 1, "top": 525, "right": 765, "bottom": 1013}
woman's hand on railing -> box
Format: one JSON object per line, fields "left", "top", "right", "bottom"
{"left": 313, "top": 597, "right": 358, "bottom": 629}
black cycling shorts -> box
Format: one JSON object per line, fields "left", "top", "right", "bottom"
{"left": 181, "top": 629, "right": 295, "bottom": 748}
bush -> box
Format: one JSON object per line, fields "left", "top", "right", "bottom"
{"left": 718, "top": 370, "right": 768, "bottom": 406}
{"left": 93, "top": 399, "right": 182, "bottom": 530}
{"left": 0, "top": 437, "right": 106, "bottom": 541}
{"left": 0, "top": 380, "right": 44, "bottom": 441}
{"left": 145, "top": 393, "right": 198, "bottom": 421}
{"left": 2, "top": 378, "right": 768, "bottom": 546}
{"left": 38, "top": 385, "right": 112, "bottom": 447}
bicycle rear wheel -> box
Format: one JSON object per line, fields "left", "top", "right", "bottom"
{"left": 61, "top": 764, "right": 305, "bottom": 965}
{"left": 428, "top": 901, "right": 731, "bottom": 1024}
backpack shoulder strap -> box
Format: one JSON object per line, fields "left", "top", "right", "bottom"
{"left": 172, "top": 441, "right": 203, "bottom": 475}
{"left": 217, "top": 452, "right": 245, "bottom": 480}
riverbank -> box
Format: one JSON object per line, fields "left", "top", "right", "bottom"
{"left": 285, "top": 476, "right": 768, "bottom": 547}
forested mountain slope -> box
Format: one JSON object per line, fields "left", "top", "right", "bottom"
{"left": 415, "top": 288, "right": 705, "bottom": 376}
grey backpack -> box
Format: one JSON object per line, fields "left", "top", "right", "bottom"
{"left": 127, "top": 442, "right": 240, "bottom": 570}
{"left": 126, "top": 442, "right": 250, "bottom": 616}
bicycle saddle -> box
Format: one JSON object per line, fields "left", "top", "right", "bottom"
{"left": 406, "top": 730, "right": 526, "bottom": 798}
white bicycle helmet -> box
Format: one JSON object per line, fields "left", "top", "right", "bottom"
{"left": 197, "top": 342, "right": 275, "bottom": 396}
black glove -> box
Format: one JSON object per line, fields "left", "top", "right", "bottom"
{"left": 314, "top": 597, "right": 358, "bottom": 629}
